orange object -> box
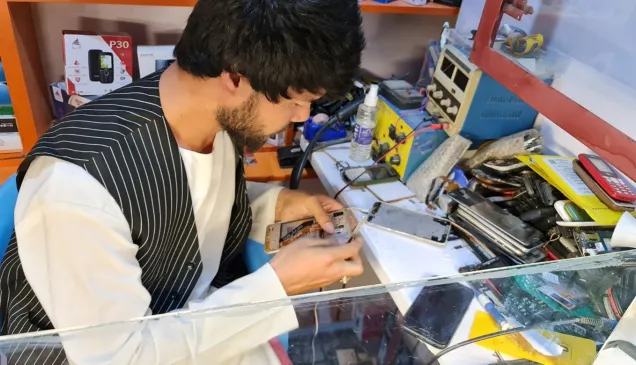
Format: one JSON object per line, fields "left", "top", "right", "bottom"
{"left": 244, "top": 151, "right": 316, "bottom": 183}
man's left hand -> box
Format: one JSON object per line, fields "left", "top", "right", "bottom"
{"left": 275, "top": 190, "right": 344, "bottom": 234}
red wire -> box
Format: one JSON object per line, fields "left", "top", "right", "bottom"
{"left": 334, "top": 123, "right": 445, "bottom": 199}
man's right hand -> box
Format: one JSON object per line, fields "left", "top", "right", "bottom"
{"left": 269, "top": 237, "right": 364, "bottom": 295}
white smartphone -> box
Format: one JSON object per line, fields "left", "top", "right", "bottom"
{"left": 366, "top": 202, "right": 451, "bottom": 246}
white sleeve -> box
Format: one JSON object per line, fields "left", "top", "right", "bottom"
{"left": 15, "top": 156, "right": 298, "bottom": 365}
{"left": 245, "top": 182, "right": 284, "bottom": 242}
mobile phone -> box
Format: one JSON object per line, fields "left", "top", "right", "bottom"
{"left": 99, "top": 52, "right": 114, "bottom": 84}
{"left": 402, "top": 283, "right": 474, "bottom": 349}
{"left": 88, "top": 49, "right": 102, "bottom": 82}
{"left": 482, "top": 159, "right": 527, "bottom": 176}
{"left": 341, "top": 164, "right": 399, "bottom": 187}
{"left": 264, "top": 209, "right": 351, "bottom": 254}
{"left": 448, "top": 189, "right": 544, "bottom": 249}
{"left": 573, "top": 160, "right": 636, "bottom": 211}
{"left": 471, "top": 168, "right": 521, "bottom": 188}
{"left": 578, "top": 154, "right": 636, "bottom": 202}
{"left": 366, "top": 202, "right": 451, "bottom": 246}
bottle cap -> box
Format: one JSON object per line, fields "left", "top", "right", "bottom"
{"left": 364, "top": 84, "right": 379, "bottom": 107}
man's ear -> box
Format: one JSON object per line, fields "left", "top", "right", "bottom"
{"left": 220, "top": 72, "right": 241, "bottom": 95}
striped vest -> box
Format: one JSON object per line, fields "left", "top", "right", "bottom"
{"left": 0, "top": 72, "right": 253, "bottom": 364}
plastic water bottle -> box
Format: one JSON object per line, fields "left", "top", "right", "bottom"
{"left": 349, "top": 84, "right": 379, "bottom": 161}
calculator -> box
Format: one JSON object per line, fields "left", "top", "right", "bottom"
{"left": 578, "top": 154, "right": 636, "bottom": 202}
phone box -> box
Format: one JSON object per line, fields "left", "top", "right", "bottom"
{"left": 49, "top": 82, "right": 99, "bottom": 120}
{"left": 49, "top": 82, "right": 70, "bottom": 120}
{"left": 0, "top": 61, "right": 6, "bottom": 83}
{"left": 137, "top": 45, "right": 175, "bottom": 78}
{"left": 0, "top": 132, "right": 22, "bottom": 152}
{"left": 0, "top": 83, "right": 13, "bottom": 116}
{"left": 63, "top": 31, "right": 134, "bottom": 96}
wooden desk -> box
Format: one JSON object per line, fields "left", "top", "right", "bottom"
{"left": 244, "top": 151, "right": 315, "bottom": 183}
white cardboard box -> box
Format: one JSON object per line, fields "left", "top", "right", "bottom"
{"left": 0, "top": 132, "right": 22, "bottom": 152}
{"left": 63, "top": 32, "right": 134, "bottom": 96}
{"left": 137, "top": 45, "right": 176, "bottom": 78}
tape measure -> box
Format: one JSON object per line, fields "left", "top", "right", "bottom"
{"left": 506, "top": 33, "right": 543, "bottom": 57}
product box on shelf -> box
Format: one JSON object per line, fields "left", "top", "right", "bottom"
{"left": 137, "top": 45, "right": 175, "bottom": 78}
{"left": 63, "top": 31, "right": 134, "bottom": 96}
{"left": 0, "top": 132, "right": 22, "bottom": 152}
{"left": 0, "top": 116, "right": 18, "bottom": 134}
{"left": 50, "top": 82, "right": 99, "bottom": 120}
{"left": 50, "top": 82, "right": 70, "bottom": 120}
{"left": 0, "top": 83, "right": 13, "bottom": 116}
{"left": 0, "top": 61, "right": 6, "bottom": 83}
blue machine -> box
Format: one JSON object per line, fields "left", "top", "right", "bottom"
{"left": 303, "top": 115, "right": 347, "bottom": 143}
{"left": 426, "top": 45, "right": 540, "bottom": 145}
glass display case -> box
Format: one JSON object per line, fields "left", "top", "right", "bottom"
{"left": 466, "top": 0, "right": 636, "bottom": 183}
{"left": 1, "top": 249, "right": 634, "bottom": 364}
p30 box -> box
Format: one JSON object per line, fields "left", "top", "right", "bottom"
{"left": 63, "top": 31, "right": 134, "bottom": 96}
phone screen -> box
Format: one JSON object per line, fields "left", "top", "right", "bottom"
{"left": 367, "top": 203, "right": 450, "bottom": 244}
{"left": 100, "top": 55, "right": 112, "bottom": 70}
{"left": 403, "top": 283, "right": 474, "bottom": 348}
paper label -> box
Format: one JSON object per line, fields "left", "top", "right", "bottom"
{"left": 543, "top": 157, "right": 594, "bottom": 196}
{"left": 353, "top": 125, "right": 374, "bottom": 146}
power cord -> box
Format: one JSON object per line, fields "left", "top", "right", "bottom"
{"left": 334, "top": 120, "right": 446, "bottom": 200}
{"left": 311, "top": 287, "right": 324, "bottom": 365}
{"left": 421, "top": 317, "right": 616, "bottom": 365}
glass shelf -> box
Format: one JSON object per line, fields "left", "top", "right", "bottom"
{"left": 2, "top": 250, "right": 634, "bottom": 364}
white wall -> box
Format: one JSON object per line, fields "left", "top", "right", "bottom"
{"left": 32, "top": 3, "right": 456, "bottom": 85}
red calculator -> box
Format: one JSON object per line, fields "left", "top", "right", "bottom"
{"left": 578, "top": 154, "right": 636, "bottom": 202}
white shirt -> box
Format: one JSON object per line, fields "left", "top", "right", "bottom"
{"left": 13, "top": 131, "right": 298, "bottom": 364}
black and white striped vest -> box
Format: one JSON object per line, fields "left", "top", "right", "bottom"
{"left": 0, "top": 72, "right": 253, "bottom": 364}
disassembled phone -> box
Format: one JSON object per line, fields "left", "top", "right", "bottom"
{"left": 402, "top": 282, "right": 474, "bottom": 348}
{"left": 341, "top": 164, "right": 399, "bottom": 187}
{"left": 573, "top": 160, "right": 636, "bottom": 211}
{"left": 366, "top": 202, "right": 451, "bottom": 246}
{"left": 578, "top": 154, "right": 636, "bottom": 202}
{"left": 264, "top": 209, "right": 352, "bottom": 254}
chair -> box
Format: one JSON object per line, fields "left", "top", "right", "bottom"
{"left": 0, "top": 175, "right": 17, "bottom": 260}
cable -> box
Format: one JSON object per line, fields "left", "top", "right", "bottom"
{"left": 311, "top": 287, "right": 324, "bottom": 365}
{"left": 421, "top": 318, "right": 605, "bottom": 365}
{"left": 290, "top": 96, "right": 365, "bottom": 190}
{"left": 333, "top": 121, "right": 446, "bottom": 200}
{"left": 311, "top": 302, "right": 319, "bottom": 365}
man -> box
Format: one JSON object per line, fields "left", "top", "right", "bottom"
{"left": 0, "top": 0, "right": 365, "bottom": 363}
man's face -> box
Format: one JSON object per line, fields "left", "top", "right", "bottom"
{"left": 217, "top": 89, "right": 321, "bottom": 152}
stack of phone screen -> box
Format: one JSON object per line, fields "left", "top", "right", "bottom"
{"left": 448, "top": 189, "right": 546, "bottom": 264}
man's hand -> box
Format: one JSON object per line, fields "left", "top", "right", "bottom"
{"left": 275, "top": 190, "right": 344, "bottom": 234}
{"left": 269, "top": 237, "right": 364, "bottom": 295}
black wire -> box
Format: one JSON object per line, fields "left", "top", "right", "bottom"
{"left": 420, "top": 318, "right": 580, "bottom": 365}
{"left": 333, "top": 115, "right": 436, "bottom": 200}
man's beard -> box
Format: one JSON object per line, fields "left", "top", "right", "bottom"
{"left": 217, "top": 94, "right": 270, "bottom": 153}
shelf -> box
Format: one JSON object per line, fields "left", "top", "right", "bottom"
{"left": 359, "top": 0, "right": 458, "bottom": 15}
{"left": 0, "top": 151, "right": 24, "bottom": 168}
{"left": 6, "top": 0, "right": 459, "bottom": 16}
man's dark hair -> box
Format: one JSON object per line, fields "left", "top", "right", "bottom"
{"left": 174, "top": 0, "right": 365, "bottom": 101}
